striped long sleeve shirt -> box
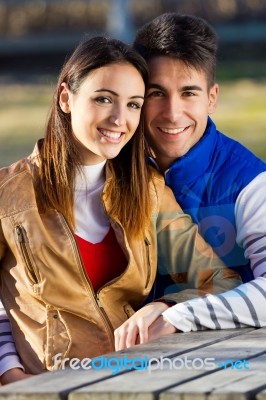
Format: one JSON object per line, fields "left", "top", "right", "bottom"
{"left": 0, "top": 306, "right": 24, "bottom": 375}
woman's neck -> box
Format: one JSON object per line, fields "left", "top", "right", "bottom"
{"left": 75, "top": 160, "right": 107, "bottom": 190}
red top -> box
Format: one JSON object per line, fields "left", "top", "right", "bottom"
{"left": 75, "top": 227, "right": 128, "bottom": 292}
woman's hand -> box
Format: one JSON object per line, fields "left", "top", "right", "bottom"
{"left": 0, "top": 368, "right": 33, "bottom": 385}
{"left": 114, "top": 302, "right": 177, "bottom": 351}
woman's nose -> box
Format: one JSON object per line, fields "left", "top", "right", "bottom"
{"left": 109, "top": 106, "right": 126, "bottom": 126}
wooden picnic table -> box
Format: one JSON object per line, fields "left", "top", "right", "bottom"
{"left": 0, "top": 326, "right": 266, "bottom": 399}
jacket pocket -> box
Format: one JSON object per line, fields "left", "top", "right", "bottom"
{"left": 123, "top": 303, "right": 135, "bottom": 319}
{"left": 45, "top": 307, "right": 71, "bottom": 371}
{"left": 15, "top": 225, "right": 41, "bottom": 285}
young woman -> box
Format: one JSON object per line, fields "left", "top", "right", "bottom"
{"left": 0, "top": 36, "right": 241, "bottom": 381}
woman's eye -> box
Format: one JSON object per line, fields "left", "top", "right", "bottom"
{"left": 95, "top": 96, "right": 111, "bottom": 104}
{"left": 128, "top": 102, "right": 141, "bottom": 110}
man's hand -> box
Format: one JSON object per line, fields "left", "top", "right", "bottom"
{"left": 0, "top": 368, "right": 33, "bottom": 385}
{"left": 114, "top": 302, "right": 177, "bottom": 351}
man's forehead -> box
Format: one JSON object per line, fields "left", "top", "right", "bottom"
{"left": 147, "top": 56, "right": 207, "bottom": 88}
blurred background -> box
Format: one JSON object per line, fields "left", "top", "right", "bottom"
{"left": 0, "top": 0, "right": 265, "bottom": 167}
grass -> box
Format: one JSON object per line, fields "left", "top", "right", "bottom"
{"left": 212, "top": 79, "right": 266, "bottom": 161}
{"left": 0, "top": 81, "right": 54, "bottom": 167}
{"left": 0, "top": 78, "right": 265, "bottom": 167}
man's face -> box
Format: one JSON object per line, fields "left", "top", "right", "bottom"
{"left": 144, "top": 56, "right": 219, "bottom": 171}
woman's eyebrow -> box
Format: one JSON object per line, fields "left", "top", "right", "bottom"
{"left": 94, "top": 88, "right": 118, "bottom": 96}
{"left": 95, "top": 89, "right": 144, "bottom": 100}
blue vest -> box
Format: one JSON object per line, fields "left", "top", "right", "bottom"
{"left": 165, "top": 117, "right": 266, "bottom": 283}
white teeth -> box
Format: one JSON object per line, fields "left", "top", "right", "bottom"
{"left": 160, "top": 127, "right": 186, "bottom": 134}
{"left": 99, "top": 129, "right": 122, "bottom": 139}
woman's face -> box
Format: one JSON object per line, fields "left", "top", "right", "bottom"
{"left": 59, "top": 62, "right": 145, "bottom": 165}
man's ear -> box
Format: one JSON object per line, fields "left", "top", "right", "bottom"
{"left": 208, "top": 83, "right": 219, "bottom": 114}
{"left": 59, "top": 82, "right": 71, "bottom": 113}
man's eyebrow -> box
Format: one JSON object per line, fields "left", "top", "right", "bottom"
{"left": 147, "top": 84, "right": 203, "bottom": 91}
{"left": 94, "top": 88, "right": 144, "bottom": 100}
{"left": 147, "top": 83, "right": 165, "bottom": 90}
{"left": 182, "top": 85, "right": 203, "bottom": 91}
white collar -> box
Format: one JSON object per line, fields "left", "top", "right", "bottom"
{"left": 75, "top": 160, "right": 106, "bottom": 190}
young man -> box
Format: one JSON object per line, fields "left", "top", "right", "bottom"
{"left": 114, "top": 12, "right": 266, "bottom": 349}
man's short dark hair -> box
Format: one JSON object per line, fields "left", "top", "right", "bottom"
{"left": 134, "top": 13, "right": 218, "bottom": 88}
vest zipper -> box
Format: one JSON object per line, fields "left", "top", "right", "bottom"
{"left": 15, "top": 225, "right": 40, "bottom": 284}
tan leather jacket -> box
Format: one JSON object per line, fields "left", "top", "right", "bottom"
{"left": 0, "top": 146, "right": 241, "bottom": 374}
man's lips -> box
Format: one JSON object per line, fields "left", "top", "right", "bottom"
{"left": 158, "top": 127, "right": 187, "bottom": 135}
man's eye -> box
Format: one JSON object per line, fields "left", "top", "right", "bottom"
{"left": 95, "top": 96, "right": 111, "bottom": 104}
{"left": 183, "top": 92, "right": 195, "bottom": 97}
{"left": 146, "top": 91, "right": 164, "bottom": 98}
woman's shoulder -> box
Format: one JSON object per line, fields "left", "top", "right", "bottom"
{"left": 0, "top": 142, "right": 40, "bottom": 189}
{"left": 0, "top": 157, "right": 33, "bottom": 191}
{"left": 148, "top": 164, "right": 165, "bottom": 184}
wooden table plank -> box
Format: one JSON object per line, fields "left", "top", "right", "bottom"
{"left": 0, "top": 328, "right": 254, "bottom": 400}
{"left": 160, "top": 353, "right": 266, "bottom": 400}
{"left": 0, "top": 368, "right": 123, "bottom": 400}
{"left": 118, "top": 327, "right": 255, "bottom": 359}
{"left": 68, "top": 328, "right": 266, "bottom": 400}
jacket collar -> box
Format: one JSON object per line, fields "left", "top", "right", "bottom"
{"left": 165, "top": 117, "right": 218, "bottom": 186}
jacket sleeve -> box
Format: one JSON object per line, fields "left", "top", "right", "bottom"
{"left": 155, "top": 183, "right": 242, "bottom": 304}
{"left": 0, "top": 224, "right": 24, "bottom": 376}
{"left": 235, "top": 172, "right": 266, "bottom": 279}
{"left": 162, "top": 277, "right": 266, "bottom": 332}
{"left": 0, "top": 306, "right": 24, "bottom": 376}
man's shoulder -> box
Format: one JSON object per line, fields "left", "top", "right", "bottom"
{"left": 213, "top": 131, "right": 266, "bottom": 181}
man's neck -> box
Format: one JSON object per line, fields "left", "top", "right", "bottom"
{"left": 154, "top": 155, "right": 177, "bottom": 174}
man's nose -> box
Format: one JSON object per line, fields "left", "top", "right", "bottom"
{"left": 162, "top": 96, "right": 182, "bottom": 123}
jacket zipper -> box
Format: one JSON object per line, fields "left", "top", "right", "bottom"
{"left": 15, "top": 225, "right": 40, "bottom": 284}
{"left": 144, "top": 237, "right": 151, "bottom": 288}
{"left": 59, "top": 215, "right": 115, "bottom": 340}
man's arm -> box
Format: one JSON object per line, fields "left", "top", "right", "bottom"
{"left": 154, "top": 183, "right": 242, "bottom": 303}
{"left": 162, "top": 172, "right": 266, "bottom": 331}
{"left": 162, "top": 276, "right": 266, "bottom": 331}
{"left": 114, "top": 182, "right": 241, "bottom": 349}
{"left": 235, "top": 172, "right": 266, "bottom": 279}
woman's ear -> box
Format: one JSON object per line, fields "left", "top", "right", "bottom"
{"left": 59, "top": 82, "right": 71, "bottom": 113}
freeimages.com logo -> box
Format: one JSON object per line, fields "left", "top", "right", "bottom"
{"left": 52, "top": 353, "right": 250, "bottom": 375}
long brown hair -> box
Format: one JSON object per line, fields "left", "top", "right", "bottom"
{"left": 38, "top": 36, "right": 151, "bottom": 238}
